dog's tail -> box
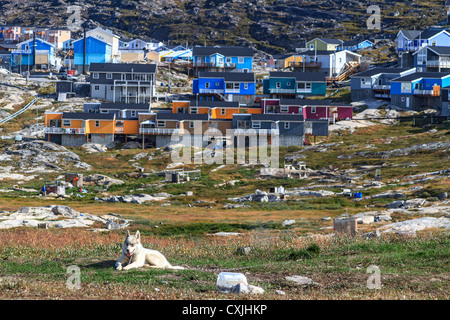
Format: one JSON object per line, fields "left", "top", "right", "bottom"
{"left": 168, "top": 265, "right": 185, "bottom": 270}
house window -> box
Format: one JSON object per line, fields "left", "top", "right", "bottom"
{"left": 401, "top": 82, "right": 411, "bottom": 93}
{"left": 244, "top": 83, "right": 248, "bottom": 90}
{"left": 276, "top": 82, "right": 281, "bottom": 88}
{"left": 226, "top": 57, "right": 232, "bottom": 63}
{"left": 131, "top": 110, "right": 137, "bottom": 117}
{"left": 280, "top": 106, "right": 289, "bottom": 113}
{"left": 205, "top": 82, "right": 210, "bottom": 89}
{"left": 297, "top": 82, "right": 312, "bottom": 91}
{"left": 189, "top": 121, "right": 194, "bottom": 129}
{"left": 25, "top": 45, "right": 29, "bottom": 51}
{"left": 216, "top": 82, "right": 220, "bottom": 86}
{"left": 157, "top": 121, "right": 165, "bottom": 127}
{"left": 106, "top": 73, "right": 112, "bottom": 79}
{"left": 190, "top": 107, "right": 198, "bottom": 114}
{"left": 121, "top": 73, "right": 126, "bottom": 80}
{"left": 431, "top": 40, "right": 437, "bottom": 46}
{"left": 94, "top": 85, "right": 100, "bottom": 91}
{"left": 95, "top": 120, "right": 100, "bottom": 127}
{"left": 284, "top": 122, "right": 290, "bottom": 129}
{"left": 252, "top": 121, "right": 261, "bottom": 129}
{"left": 311, "top": 107, "right": 316, "bottom": 113}
{"left": 62, "top": 120, "right": 71, "bottom": 127}
{"left": 238, "top": 57, "right": 244, "bottom": 64}
{"left": 100, "top": 110, "right": 108, "bottom": 114}
{"left": 92, "top": 73, "right": 99, "bottom": 79}
{"left": 310, "top": 44, "right": 314, "bottom": 50}
{"left": 221, "top": 108, "right": 226, "bottom": 115}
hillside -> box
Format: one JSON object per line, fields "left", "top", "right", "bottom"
{"left": 0, "top": 0, "right": 447, "bottom": 53}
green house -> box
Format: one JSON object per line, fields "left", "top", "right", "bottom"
{"left": 305, "top": 38, "right": 344, "bottom": 51}
{"left": 263, "top": 72, "right": 327, "bottom": 98}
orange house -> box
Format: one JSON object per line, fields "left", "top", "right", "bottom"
{"left": 44, "top": 112, "right": 117, "bottom": 146}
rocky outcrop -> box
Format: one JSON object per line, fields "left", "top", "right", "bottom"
{"left": 1, "top": 140, "right": 91, "bottom": 173}
{"left": 0, "top": 0, "right": 442, "bottom": 53}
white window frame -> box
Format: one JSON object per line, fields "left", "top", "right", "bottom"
{"left": 92, "top": 73, "right": 99, "bottom": 79}
{"left": 276, "top": 82, "right": 281, "bottom": 88}
{"left": 205, "top": 82, "right": 210, "bottom": 89}
{"left": 238, "top": 57, "right": 244, "bottom": 64}
{"left": 221, "top": 108, "right": 226, "bottom": 115}
{"left": 157, "top": 121, "right": 166, "bottom": 128}
{"left": 189, "top": 121, "right": 195, "bottom": 129}
{"left": 190, "top": 107, "right": 198, "bottom": 114}
{"left": 62, "top": 120, "right": 71, "bottom": 127}
{"left": 311, "top": 106, "right": 316, "bottom": 113}
{"left": 94, "top": 85, "right": 100, "bottom": 91}
{"left": 131, "top": 110, "right": 137, "bottom": 117}
{"left": 95, "top": 120, "right": 100, "bottom": 127}
{"left": 106, "top": 73, "right": 112, "bottom": 79}
{"left": 252, "top": 121, "right": 261, "bottom": 129}
{"left": 244, "top": 83, "right": 248, "bottom": 90}
{"left": 284, "top": 122, "right": 290, "bottom": 129}
{"left": 280, "top": 106, "right": 289, "bottom": 113}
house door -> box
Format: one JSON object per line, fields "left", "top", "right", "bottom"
{"left": 406, "top": 97, "right": 410, "bottom": 108}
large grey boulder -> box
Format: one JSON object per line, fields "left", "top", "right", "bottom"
{"left": 51, "top": 205, "right": 81, "bottom": 218}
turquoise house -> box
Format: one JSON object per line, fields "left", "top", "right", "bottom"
{"left": 263, "top": 72, "right": 326, "bottom": 98}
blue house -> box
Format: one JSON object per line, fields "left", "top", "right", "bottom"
{"left": 193, "top": 71, "right": 256, "bottom": 104}
{"left": 396, "top": 29, "right": 450, "bottom": 53}
{"left": 192, "top": 46, "right": 254, "bottom": 76}
{"left": 337, "top": 39, "right": 374, "bottom": 52}
{"left": 390, "top": 72, "right": 450, "bottom": 110}
{"left": 350, "top": 67, "right": 416, "bottom": 101}
{"left": 73, "top": 36, "right": 112, "bottom": 73}
{"left": 10, "top": 38, "right": 56, "bottom": 71}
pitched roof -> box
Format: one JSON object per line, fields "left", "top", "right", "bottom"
{"left": 269, "top": 71, "right": 326, "bottom": 82}
{"left": 197, "top": 71, "right": 255, "bottom": 82}
{"left": 318, "top": 38, "right": 343, "bottom": 45}
{"left": 188, "top": 100, "right": 240, "bottom": 108}
{"left": 251, "top": 114, "right": 305, "bottom": 122}
{"left": 156, "top": 113, "right": 208, "bottom": 121}
{"left": 89, "top": 63, "right": 157, "bottom": 73}
{"left": 352, "top": 68, "right": 414, "bottom": 77}
{"left": 99, "top": 103, "right": 151, "bottom": 110}
{"left": 419, "top": 29, "right": 447, "bottom": 40}
{"left": 277, "top": 98, "right": 352, "bottom": 107}
{"left": 62, "top": 112, "right": 115, "bottom": 120}
{"left": 398, "top": 30, "right": 422, "bottom": 40}
{"left": 425, "top": 46, "right": 450, "bottom": 56}
{"left": 391, "top": 72, "right": 450, "bottom": 82}
{"left": 192, "top": 46, "right": 254, "bottom": 57}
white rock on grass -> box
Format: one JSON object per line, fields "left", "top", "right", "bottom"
{"left": 285, "top": 275, "right": 316, "bottom": 286}
{"left": 378, "top": 217, "right": 450, "bottom": 234}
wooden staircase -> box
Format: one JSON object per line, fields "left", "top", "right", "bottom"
{"left": 327, "top": 61, "right": 359, "bottom": 84}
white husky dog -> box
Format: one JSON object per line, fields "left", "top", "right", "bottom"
{"left": 115, "top": 230, "right": 185, "bottom": 271}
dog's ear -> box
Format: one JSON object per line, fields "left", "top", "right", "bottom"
{"left": 136, "top": 230, "right": 141, "bottom": 241}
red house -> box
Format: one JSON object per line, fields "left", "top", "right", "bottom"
{"left": 261, "top": 98, "right": 353, "bottom": 121}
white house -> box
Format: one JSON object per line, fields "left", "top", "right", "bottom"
{"left": 294, "top": 49, "right": 361, "bottom": 77}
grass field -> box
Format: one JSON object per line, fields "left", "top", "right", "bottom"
{"left": 0, "top": 119, "right": 449, "bottom": 300}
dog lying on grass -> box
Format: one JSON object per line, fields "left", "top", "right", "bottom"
{"left": 115, "top": 230, "right": 185, "bottom": 271}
